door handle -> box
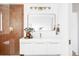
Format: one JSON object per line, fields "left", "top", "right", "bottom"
{"left": 69, "top": 40, "right": 71, "bottom": 45}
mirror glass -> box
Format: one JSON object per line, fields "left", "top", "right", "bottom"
{"left": 28, "top": 14, "right": 54, "bottom": 31}
{"left": 0, "top": 13, "right": 2, "bottom": 31}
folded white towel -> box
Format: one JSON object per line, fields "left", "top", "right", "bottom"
{"left": 3, "top": 40, "right": 10, "bottom": 45}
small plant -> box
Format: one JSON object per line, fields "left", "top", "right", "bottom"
{"left": 24, "top": 27, "right": 34, "bottom": 32}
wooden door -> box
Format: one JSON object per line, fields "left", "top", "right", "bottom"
{"left": 10, "top": 4, "right": 24, "bottom": 38}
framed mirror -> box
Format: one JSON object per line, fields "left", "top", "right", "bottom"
{"left": 0, "top": 12, "right": 2, "bottom": 31}
{"left": 27, "top": 14, "right": 56, "bottom": 31}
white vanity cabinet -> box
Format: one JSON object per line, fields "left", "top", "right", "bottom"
{"left": 20, "top": 41, "right": 47, "bottom": 55}
{"left": 20, "top": 38, "right": 62, "bottom": 56}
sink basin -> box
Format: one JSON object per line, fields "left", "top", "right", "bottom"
{"left": 20, "top": 37, "right": 61, "bottom": 44}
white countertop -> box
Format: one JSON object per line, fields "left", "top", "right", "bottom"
{"left": 20, "top": 37, "right": 61, "bottom": 44}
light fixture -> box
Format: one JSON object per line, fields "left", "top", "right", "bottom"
{"left": 30, "top": 7, "right": 33, "bottom": 9}
{"left": 30, "top": 6, "right": 51, "bottom": 11}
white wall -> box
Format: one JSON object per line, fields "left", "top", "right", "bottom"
{"left": 72, "top": 4, "right": 79, "bottom": 55}
{"left": 71, "top": 13, "right": 78, "bottom": 55}
{"left": 56, "top": 3, "right": 72, "bottom": 55}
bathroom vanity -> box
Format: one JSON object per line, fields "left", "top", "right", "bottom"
{"left": 20, "top": 3, "right": 77, "bottom": 56}
{"left": 20, "top": 38, "right": 62, "bottom": 56}
{"left": 20, "top": 30, "right": 63, "bottom": 55}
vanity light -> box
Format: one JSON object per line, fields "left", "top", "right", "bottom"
{"left": 38, "top": 7, "right": 43, "bottom": 10}
{"left": 30, "top": 7, "right": 51, "bottom": 11}
{"left": 48, "top": 7, "right": 51, "bottom": 9}
{"left": 43, "top": 7, "right": 47, "bottom": 9}
{"left": 34, "top": 7, "right": 38, "bottom": 9}
{"left": 30, "top": 7, "right": 33, "bottom": 9}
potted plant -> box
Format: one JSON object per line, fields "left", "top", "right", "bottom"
{"left": 24, "top": 27, "right": 34, "bottom": 39}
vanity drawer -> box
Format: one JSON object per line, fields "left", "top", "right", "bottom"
{"left": 47, "top": 43, "right": 61, "bottom": 55}
{"left": 20, "top": 42, "right": 61, "bottom": 55}
{"left": 20, "top": 43, "right": 47, "bottom": 55}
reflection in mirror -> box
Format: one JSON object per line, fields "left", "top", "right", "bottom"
{"left": 28, "top": 14, "right": 54, "bottom": 31}
{"left": 0, "top": 12, "right": 2, "bottom": 31}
